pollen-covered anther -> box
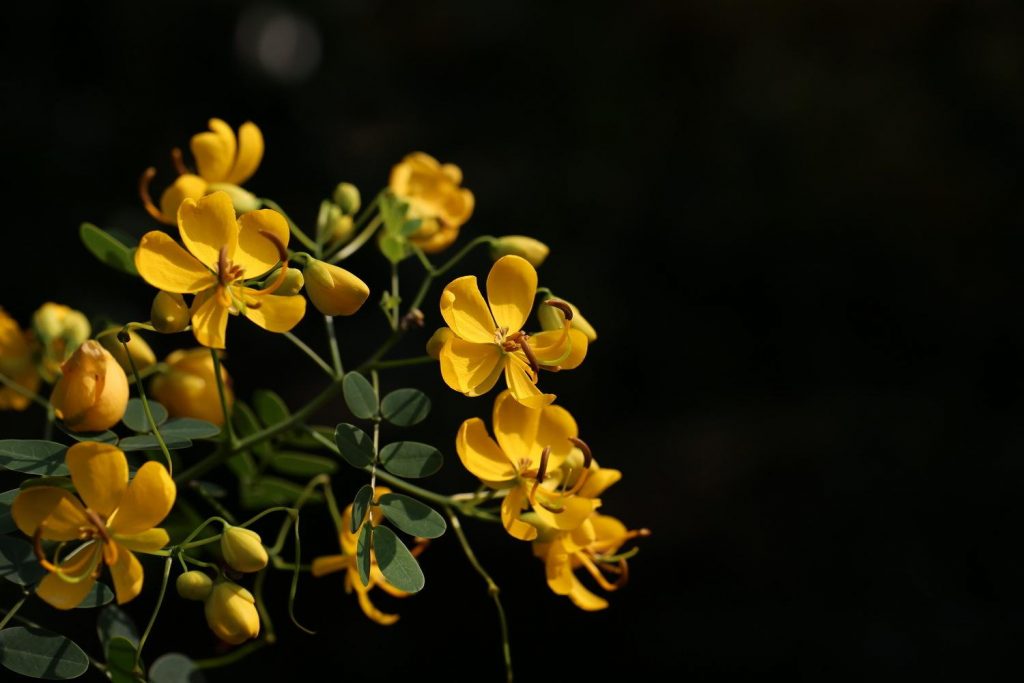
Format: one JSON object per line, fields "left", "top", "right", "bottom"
{"left": 543, "top": 299, "right": 574, "bottom": 320}
{"left": 217, "top": 247, "right": 245, "bottom": 285}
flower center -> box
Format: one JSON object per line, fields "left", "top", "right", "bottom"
{"left": 497, "top": 329, "right": 540, "bottom": 375}
{"left": 218, "top": 246, "right": 246, "bottom": 286}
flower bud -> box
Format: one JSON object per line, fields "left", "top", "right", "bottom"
{"left": 426, "top": 328, "right": 453, "bottom": 360}
{"left": 204, "top": 582, "right": 260, "bottom": 645}
{"left": 150, "top": 292, "right": 190, "bottom": 334}
{"left": 206, "top": 183, "right": 262, "bottom": 213}
{"left": 221, "top": 526, "right": 268, "bottom": 573}
{"left": 269, "top": 267, "right": 305, "bottom": 297}
{"left": 317, "top": 202, "right": 355, "bottom": 247}
{"left": 98, "top": 327, "right": 156, "bottom": 375}
{"left": 50, "top": 340, "right": 129, "bottom": 432}
{"left": 150, "top": 348, "right": 232, "bottom": 425}
{"left": 490, "top": 235, "right": 550, "bottom": 268}
{"left": 303, "top": 259, "right": 370, "bottom": 317}
{"left": 32, "top": 303, "right": 91, "bottom": 382}
{"left": 0, "top": 308, "right": 40, "bottom": 412}
{"left": 538, "top": 299, "right": 597, "bottom": 343}
{"left": 332, "top": 182, "right": 361, "bottom": 215}
{"left": 176, "top": 570, "right": 213, "bottom": 601}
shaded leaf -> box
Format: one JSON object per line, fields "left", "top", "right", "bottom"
{"left": 118, "top": 434, "right": 191, "bottom": 452}
{"left": 356, "top": 523, "right": 372, "bottom": 587}
{"left": 0, "top": 489, "right": 17, "bottom": 534}
{"left": 333, "top": 423, "right": 373, "bottom": 469}
{"left": 351, "top": 485, "right": 373, "bottom": 534}
{"left": 378, "top": 493, "right": 447, "bottom": 539}
{"left": 269, "top": 452, "right": 337, "bottom": 478}
{"left": 75, "top": 582, "right": 114, "bottom": 609}
{"left": 239, "top": 476, "right": 322, "bottom": 510}
{"left": 159, "top": 419, "right": 220, "bottom": 440}
{"left": 252, "top": 390, "right": 289, "bottom": 428}
{"left": 372, "top": 525, "right": 425, "bottom": 593}
{"left": 379, "top": 442, "right": 443, "bottom": 478}
{"left": 56, "top": 424, "right": 118, "bottom": 444}
{"left": 342, "top": 373, "right": 377, "bottom": 420}
{"left": 149, "top": 653, "right": 205, "bottom": 683}
{"left": 80, "top": 222, "right": 138, "bottom": 277}
{"left": 380, "top": 388, "right": 431, "bottom": 427}
{"left": 122, "top": 398, "right": 168, "bottom": 433}
{"left": 0, "top": 626, "right": 89, "bottom": 680}
{"left": 0, "top": 440, "right": 68, "bottom": 476}
{"left": 0, "top": 535, "right": 46, "bottom": 586}
{"left": 105, "top": 636, "right": 139, "bottom": 683}
{"left": 97, "top": 605, "right": 139, "bottom": 647}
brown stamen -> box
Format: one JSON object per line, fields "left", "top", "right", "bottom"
{"left": 519, "top": 336, "right": 540, "bottom": 376}
{"left": 171, "top": 147, "right": 189, "bottom": 175}
{"left": 544, "top": 299, "right": 573, "bottom": 320}
{"left": 139, "top": 167, "right": 171, "bottom": 224}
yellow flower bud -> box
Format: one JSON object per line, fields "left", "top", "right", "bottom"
{"left": 538, "top": 299, "right": 597, "bottom": 343}
{"left": 204, "top": 582, "right": 260, "bottom": 645}
{"left": 98, "top": 327, "right": 156, "bottom": 375}
{"left": 221, "top": 526, "right": 268, "bottom": 573}
{"left": 490, "top": 235, "right": 550, "bottom": 268}
{"left": 176, "top": 570, "right": 213, "bottom": 601}
{"left": 426, "top": 328, "right": 453, "bottom": 360}
{"left": 303, "top": 259, "right": 370, "bottom": 317}
{"left": 206, "top": 182, "right": 262, "bottom": 213}
{"left": 332, "top": 182, "right": 361, "bottom": 215}
{"left": 50, "top": 340, "right": 129, "bottom": 432}
{"left": 0, "top": 308, "right": 40, "bottom": 411}
{"left": 150, "top": 348, "right": 232, "bottom": 425}
{"left": 271, "top": 267, "right": 305, "bottom": 297}
{"left": 317, "top": 201, "right": 355, "bottom": 247}
{"left": 32, "top": 303, "right": 91, "bottom": 382}
{"left": 150, "top": 292, "right": 190, "bottom": 334}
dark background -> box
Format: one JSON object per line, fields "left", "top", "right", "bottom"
{"left": 3, "top": 0, "right": 1024, "bottom": 680}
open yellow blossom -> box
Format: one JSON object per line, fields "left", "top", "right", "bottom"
{"left": 532, "top": 513, "right": 649, "bottom": 611}
{"left": 0, "top": 308, "right": 40, "bottom": 411}
{"left": 456, "top": 390, "right": 598, "bottom": 541}
{"left": 11, "top": 442, "right": 175, "bottom": 609}
{"left": 134, "top": 191, "right": 306, "bottom": 349}
{"left": 439, "top": 255, "right": 588, "bottom": 408}
{"left": 150, "top": 348, "right": 233, "bottom": 425}
{"left": 311, "top": 489, "right": 424, "bottom": 626}
{"left": 141, "top": 118, "right": 264, "bottom": 225}
{"left": 389, "top": 152, "right": 474, "bottom": 253}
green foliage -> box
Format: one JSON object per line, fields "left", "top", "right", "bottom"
{"left": 0, "top": 535, "right": 45, "bottom": 586}
{"left": 0, "top": 489, "right": 17, "bottom": 534}
{"left": 380, "top": 388, "right": 431, "bottom": 427}
{"left": 118, "top": 434, "right": 191, "bottom": 452}
{"left": 372, "top": 525, "right": 425, "bottom": 593}
{"left": 149, "top": 653, "right": 204, "bottom": 683}
{"left": 342, "top": 372, "right": 378, "bottom": 420}
{"left": 252, "top": 389, "right": 290, "bottom": 427}
{"left": 269, "top": 452, "right": 337, "bottom": 478}
{"left": 379, "top": 442, "right": 443, "bottom": 478}
{"left": 97, "top": 605, "right": 139, "bottom": 648}
{"left": 333, "top": 423, "right": 373, "bottom": 468}
{"left": 0, "top": 440, "right": 68, "bottom": 476}
{"left": 240, "top": 476, "right": 323, "bottom": 510}
{"left": 105, "top": 636, "right": 141, "bottom": 683}
{"left": 157, "top": 419, "right": 220, "bottom": 441}
{"left": 57, "top": 425, "right": 118, "bottom": 444}
{"left": 377, "top": 493, "right": 446, "bottom": 539}
{"left": 356, "top": 523, "right": 372, "bottom": 587}
{"left": 122, "top": 398, "right": 168, "bottom": 433}
{"left": 376, "top": 193, "right": 421, "bottom": 264}
{"left": 352, "top": 485, "right": 373, "bottom": 533}
{"left": 76, "top": 582, "right": 115, "bottom": 608}
{"left": 80, "top": 222, "right": 138, "bottom": 277}
{"left": 0, "top": 626, "right": 89, "bottom": 679}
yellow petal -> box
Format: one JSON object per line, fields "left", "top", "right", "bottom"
{"left": 439, "top": 338, "right": 504, "bottom": 397}
{"left": 568, "top": 576, "right": 608, "bottom": 611}
{"left": 226, "top": 122, "right": 264, "bottom": 185}
{"left": 241, "top": 291, "right": 306, "bottom": 333}
{"left": 504, "top": 354, "right": 554, "bottom": 408}
{"left": 108, "top": 462, "right": 176, "bottom": 536}
{"left": 178, "top": 192, "right": 239, "bottom": 272}
{"left": 529, "top": 325, "right": 570, "bottom": 366}
{"left": 578, "top": 467, "right": 622, "bottom": 499}
{"left": 11, "top": 487, "right": 89, "bottom": 541}
{"left": 108, "top": 544, "right": 144, "bottom": 604}
{"left": 544, "top": 544, "right": 573, "bottom": 595}
{"left": 440, "top": 276, "right": 495, "bottom": 343}
{"left": 158, "top": 174, "right": 208, "bottom": 224}
{"left": 356, "top": 586, "right": 400, "bottom": 625}
{"left": 36, "top": 568, "right": 98, "bottom": 610}
{"left": 533, "top": 493, "right": 597, "bottom": 531}
{"left": 191, "top": 119, "right": 236, "bottom": 183}
{"left": 66, "top": 442, "right": 128, "bottom": 518}
{"left": 591, "top": 514, "right": 630, "bottom": 550}
{"left": 493, "top": 390, "right": 576, "bottom": 469}
{"left": 486, "top": 256, "right": 536, "bottom": 334}
{"left": 456, "top": 418, "right": 515, "bottom": 482}
{"left": 501, "top": 487, "right": 538, "bottom": 541}
{"left": 191, "top": 288, "right": 231, "bottom": 350}
{"left": 135, "top": 232, "right": 217, "bottom": 294}
{"left": 114, "top": 528, "right": 170, "bottom": 553}
{"left": 236, "top": 209, "right": 289, "bottom": 279}
{"left": 311, "top": 554, "right": 349, "bottom": 577}
{"left": 563, "top": 518, "right": 598, "bottom": 553}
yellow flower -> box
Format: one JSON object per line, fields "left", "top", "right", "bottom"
{"left": 0, "top": 308, "right": 40, "bottom": 411}
{"left": 456, "top": 391, "right": 599, "bottom": 541}
{"left": 11, "top": 442, "right": 175, "bottom": 609}
{"left": 220, "top": 526, "right": 268, "bottom": 573}
{"left": 149, "top": 348, "right": 233, "bottom": 425}
{"left": 134, "top": 191, "right": 306, "bottom": 349}
{"left": 302, "top": 259, "right": 371, "bottom": 316}
{"left": 32, "top": 303, "right": 91, "bottom": 382}
{"left": 150, "top": 291, "right": 190, "bottom": 334}
{"left": 204, "top": 581, "right": 260, "bottom": 644}
{"left": 311, "top": 488, "right": 424, "bottom": 626}
{"left": 176, "top": 570, "right": 213, "bottom": 601}
{"left": 439, "top": 255, "right": 588, "bottom": 408}
{"left": 532, "top": 513, "right": 649, "bottom": 611}
{"left": 50, "top": 340, "right": 129, "bottom": 433}
{"left": 389, "top": 152, "right": 474, "bottom": 253}
{"left": 141, "top": 119, "right": 264, "bottom": 225}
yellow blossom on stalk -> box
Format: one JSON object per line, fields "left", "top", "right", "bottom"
{"left": 311, "top": 489, "right": 424, "bottom": 625}
{"left": 140, "top": 118, "right": 264, "bottom": 225}
{"left": 32, "top": 303, "right": 91, "bottom": 382}
{"left": 134, "top": 191, "right": 306, "bottom": 349}
{"left": 0, "top": 308, "right": 40, "bottom": 411}
{"left": 456, "top": 390, "right": 599, "bottom": 541}
{"left": 50, "top": 340, "right": 129, "bottom": 433}
{"left": 439, "top": 255, "right": 588, "bottom": 408}
{"left": 532, "top": 513, "right": 650, "bottom": 611}
{"left": 389, "top": 152, "right": 475, "bottom": 253}
{"left": 150, "top": 348, "right": 233, "bottom": 425}
{"left": 11, "top": 442, "right": 175, "bottom": 609}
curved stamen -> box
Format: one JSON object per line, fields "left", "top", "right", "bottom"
{"left": 247, "top": 230, "right": 290, "bottom": 297}
{"left": 171, "top": 147, "right": 189, "bottom": 175}
{"left": 543, "top": 299, "right": 574, "bottom": 320}
{"left": 520, "top": 336, "right": 540, "bottom": 376}
{"left": 577, "top": 553, "right": 623, "bottom": 592}
{"left": 139, "top": 167, "right": 171, "bottom": 224}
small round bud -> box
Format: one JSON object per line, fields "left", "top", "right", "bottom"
{"left": 50, "top": 341, "right": 129, "bottom": 432}
{"left": 221, "top": 526, "right": 268, "bottom": 573}
{"left": 303, "top": 259, "right": 370, "bottom": 317}
{"left": 151, "top": 291, "right": 190, "bottom": 334}
{"left": 100, "top": 327, "right": 156, "bottom": 375}
{"left": 426, "top": 328, "right": 453, "bottom": 360}
{"left": 332, "top": 182, "right": 361, "bottom": 215}
{"left": 150, "top": 348, "right": 233, "bottom": 425}
{"left": 206, "top": 183, "right": 262, "bottom": 213}
{"left": 204, "top": 582, "right": 260, "bottom": 645}
{"left": 276, "top": 267, "right": 305, "bottom": 296}
{"left": 176, "top": 570, "right": 213, "bottom": 601}
{"left": 490, "top": 235, "right": 550, "bottom": 268}
{"left": 32, "top": 303, "right": 92, "bottom": 382}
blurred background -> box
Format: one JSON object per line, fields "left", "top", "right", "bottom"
{"left": 3, "top": 0, "right": 1024, "bottom": 679}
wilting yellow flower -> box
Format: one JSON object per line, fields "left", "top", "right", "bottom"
{"left": 176, "top": 570, "right": 213, "bottom": 601}
{"left": 134, "top": 191, "right": 306, "bottom": 349}
{"left": 51, "top": 340, "right": 129, "bottom": 432}
{"left": 490, "top": 235, "right": 550, "bottom": 268}
{"left": 532, "top": 513, "right": 649, "bottom": 611}
{"left": 98, "top": 328, "right": 156, "bottom": 376}
{"left": 389, "top": 152, "right": 474, "bottom": 253}
{"left": 311, "top": 489, "right": 423, "bottom": 625}
{"left": 0, "top": 308, "right": 40, "bottom": 411}
{"left": 439, "top": 255, "right": 588, "bottom": 408}
{"left": 205, "top": 581, "right": 260, "bottom": 644}
{"left": 141, "top": 119, "right": 264, "bottom": 225}
{"left": 150, "top": 348, "right": 233, "bottom": 425}
{"left": 150, "top": 291, "right": 190, "bottom": 334}
{"left": 32, "top": 303, "right": 91, "bottom": 382}
{"left": 456, "top": 391, "right": 598, "bottom": 541}
{"left": 302, "top": 259, "right": 371, "bottom": 316}
{"left": 11, "top": 442, "right": 175, "bottom": 609}
{"left": 220, "top": 526, "right": 268, "bottom": 573}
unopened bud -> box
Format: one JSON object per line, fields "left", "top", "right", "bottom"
{"left": 490, "top": 235, "right": 549, "bottom": 268}
{"left": 50, "top": 340, "right": 129, "bottom": 432}
{"left": 266, "top": 267, "right": 305, "bottom": 296}
{"left": 332, "top": 182, "right": 361, "bottom": 215}
{"left": 99, "top": 327, "right": 156, "bottom": 375}
{"left": 206, "top": 183, "right": 262, "bottom": 213}
{"left": 221, "top": 526, "right": 268, "bottom": 573}
{"left": 426, "top": 328, "right": 453, "bottom": 360}
{"left": 303, "top": 259, "right": 370, "bottom": 317}
{"left": 538, "top": 299, "right": 597, "bottom": 343}
{"left": 176, "top": 570, "right": 213, "bottom": 601}
{"left": 204, "top": 582, "right": 260, "bottom": 645}
{"left": 151, "top": 292, "right": 189, "bottom": 334}
{"left": 32, "top": 303, "right": 91, "bottom": 381}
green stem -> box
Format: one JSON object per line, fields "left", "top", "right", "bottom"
{"left": 284, "top": 332, "right": 335, "bottom": 378}
{"left": 253, "top": 569, "right": 276, "bottom": 644}
{"left": 365, "top": 355, "right": 434, "bottom": 371}
{"left": 210, "top": 350, "right": 236, "bottom": 446}
{"left": 389, "top": 262, "right": 400, "bottom": 330}
{"left": 261, "top": 198, "right": 318, "bottom": 253}
{"left": 328, "top": 214, "right": 382, "bottom": 264}
{"left": 194, "top": 640, "right": 267, "bottom": 669}
{"left": 0, "top": 372, "right": 49, "bottom": 410}
{"left": 0, "top": 595, "right": 27, "bottom": 630}
{"left": 134, "top": 557, "right": 172, "bottom": 669}
{"left": 324, "top": 316, "right": 344, "bottom": 377}
{"left": 191, "top": 483, "right": 236, "bottom": 524}
{"left": 121, "top": 335, "right": 173, "bottom": 473}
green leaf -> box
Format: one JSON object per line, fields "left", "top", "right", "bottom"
{"left": 19, "top": 477, "right": 73, "bottom": 491}
{"left": 0, "top": 626, "right": 89, "bottom": 680}
{"left": 225, "top": 452, "right": 257, "bottom": 479}
{"left": 252, "top": 390, "right": 290, "bottom": 427}
{"left": 379, "top": 233, "right": 409, "bottom": 264}
{"left": 333, "top": 423, "right": 373, "bottom": 468}
{"left": 159, "top": 419, "right": 220, "bottom": 440}
{"left": 0, "top": 440, "right": 68, "bottom": 476}
{"left": 380, "top": 388, "right": 431, "bottom": 427}
{"left": 118, "top": 434, "right": 191, "bottom": 452}
{"left": 232, "top": 403, "right": 270, "bottom": 457}
{"left": 239, "top": 476, "right": 323, "bottom": 510}
{"left": 379, "top": 442, "right": 443, "bottom": 478}
{"left": 56, "top": 424, "right": 118, "bottom": 444}
{"left": 379, "top": 193, "right": 409, "bottom": 234}
{"left": 356, "top": 523, "right": 372, "bottom": 587}
{"left": 192, "top": 481, "right": 227, "bottom": 499}
{"left": 351, "top": 485, "right": 373, "bottom": 534}
{"left": 342, "top": 372, "right": 377, "bottom": 420}
{"left": 372, "top": 525, "right": 425, "bottom": 593}
{"left": 80, "top": 222, "right": 138, "bottom": 277}
{"left": 269, "top": 452, "right": 337, "bottom": 478}
{"left": 97, "top": 605, "right": 139, "bottom": 648}
{"left": 105, "top": 636, "right": 140, "bottom": 683}
{"left": 149, "top": 653, "right": 204, "bottom": 683}
{"left": 0, "top": 535, "right": 46, "bottom": 585}
{"left": 400, "top": 217, "right": 423, "bottom": 238}
{"left": 76, "top": 582, "right": 115, "bottom": 608}
{"left": 122, "top": 398, "right": 168, "bottom": 433}
{"left": 377, "top": 493, "right": 447, "bottom": 539}
{"left": 0, "top": 489, "right": 17, "bottom": 534}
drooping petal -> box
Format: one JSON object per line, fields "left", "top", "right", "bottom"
{"left": 533, "top": 493, "right": 597, "bottom": 532}
{"left": 11, "top": 487, "right": 89, "bottom": 541}
{"left": 456, "top": 418, "right": 515, "bottom": 482}
{"left": 178, "top": 192, "right": 239, "bottom": 271}
{"left": 36, "top": 567, "right": 98, "bottom": 610}
{"left": 114, "top": 528, "right": 170, "bottom": 553}
{"left": 235, "top": 209, "right": 289, "bottom": 279}
{"left": 108, "top": 462, "right": 176, "bottom": 536}
{"left": 568, "top": 576, "right": 609, "bottom": 611}
{"left": 135, "top": 232, "right": 217, "bottom": 294}
{"left": 241, "top": 291, "right": 306, "bottom": 333}
{"left": 504, "top": 354, "right": 554, "bottom": 409}
{"left": 501, "top": 487, "right": 538, "bottom": 541}
{"left": 439, "top": 338, "right": 503, "bottom": 396}
{"left": 190, "top": 288, "right": 230, "bottom": 349}
{"left": 486, "top": 256, "right": 536, "bottom": 334}
{"left": 355, "top": 586, "right": 400, "bottom": 625}
{"left": 440, "top": 276, "right": 495, "bottom": 343}
{"left": 226, "top": 122, "right": 264, "bottom": 185}
{"left": 591, "top": 514, "right": 630, "bottom": 552}
{"left": 544, "top": 543, "right": 574, "bottom": 595}
{"left": 311, "top": 554, "right": 349, "bottom": 577}
{"left": 578, "top": 467, "right": 622, "bottom": 499}
{"left": 65, "top": 442, "right": 128, "bottom": 518}
{"left": 108, "top": 544, "right": 144, "bottom": 604}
